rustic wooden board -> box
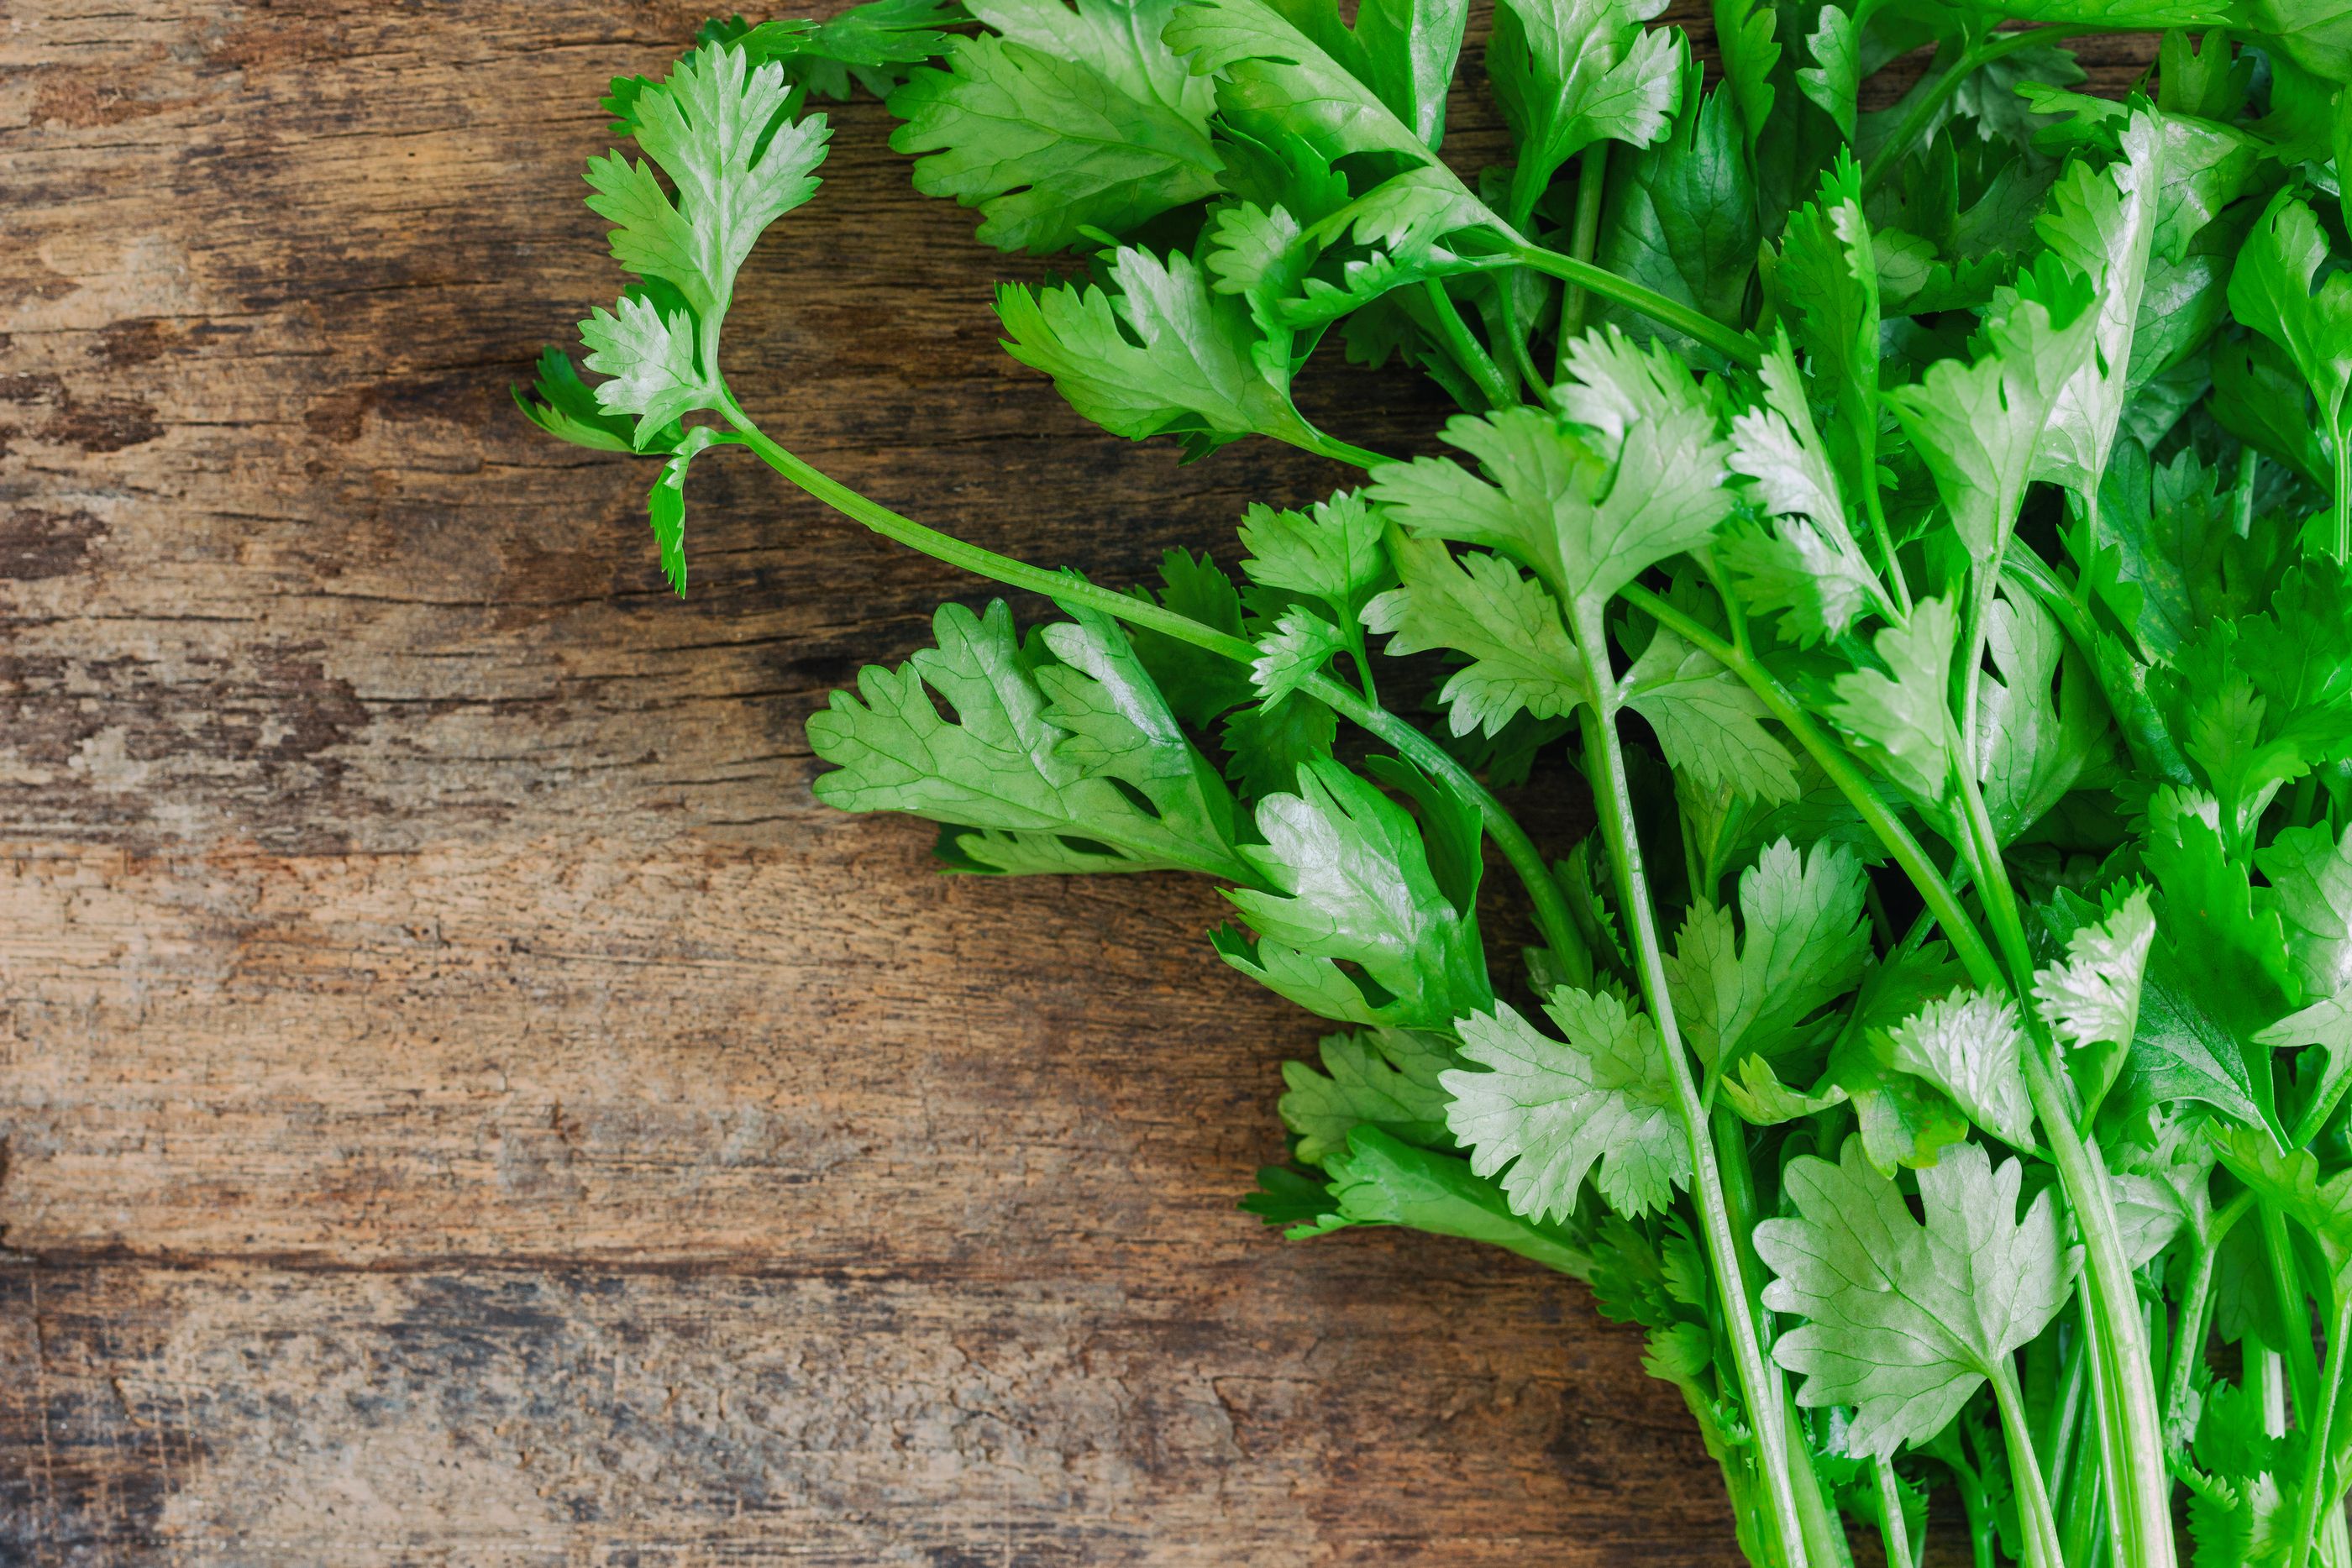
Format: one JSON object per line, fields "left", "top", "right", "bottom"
{"left": 0, "top": 3, "right": 2155, "bottom": 1560}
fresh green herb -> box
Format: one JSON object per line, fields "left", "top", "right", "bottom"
{"left": 528, "top": 4, "right": 2352, "bottom": 1562}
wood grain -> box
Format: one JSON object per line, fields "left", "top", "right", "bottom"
{"left": 0, "top": 2, "right": 2151, "bottom": 1560}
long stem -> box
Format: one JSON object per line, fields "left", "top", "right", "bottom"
{"left": 1873, "top": 1456, "right": 1914, "bottom": 1568}
{"left": 1420, "top": 279, "right": 1517, "bottom": 410}
{"left": 722, "top": 398, "right": 1583, "bottom": 968}
{"left": 2166, "top": 1192, "right": 2252, "bottom": 1450}
{"left": 1953, "top": 769, "right": 2176, "bottom": 1568}
{"left": 1553, "top": 144, "right": 1609, "bottom": 379}
{"left": 2334, "top": 412, "right": 2350, "bottom": 563}
{"left": 1992, "top": 1357, "right": 2068, "bottom": 1568}
{"left": 1514, "top": 244, "right": 1761, "bottom": 368}
{"left": 1859, "top": 27, "right": 2083, "bottom": 194}
{"left": 1575, "top": 663, "right": 1811, "bottom": 1566}
{"left": 2292, "top": 1290, "right": 2352, "bottom": 1568}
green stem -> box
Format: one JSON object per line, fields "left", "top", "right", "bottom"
{"left": 1952, "top": 768, "right": 2176, "bottom": 1568}
{"left": 1514, "top": 244, "right": 1761, "bottom": 368}
{"left": 2166, "top": 1192, "right": 2252, "bottom": 1450}
{"left": 2292, "top": 1290, "right": 2352, "bottom": 1568}
{"left": 1851, "top": 404, "right": 1912, "bottom": 613}
{"left": 1874, "top": 1456, "right": 1914, "bottom": 1568}
{"left": 1860, "top": 27, "right": 2084, "bottom": 195}
{"left": 2260, "top": 1198, "right": 2322, "bottom": 1424}
{"left": 2334, "top": 412, "right": 2350, "bottom": 563}
{"left": 1554, "top": 144, "right": 1610, "bottom": 380}
{"left": 1420, "top": 279, "right": 1517, "bottom": 411}
{"left": 1575, "top": 669, "right": 1811, "bottom": 1567}
{"left": 722, "top": 397, "right": 1582, "bottom": 970}
{"left": 1992, "top": 1357, "right": 2068, "bottom": 1568}
{"left": 1620, "top": 583, "right": 2003, "bottom": 988}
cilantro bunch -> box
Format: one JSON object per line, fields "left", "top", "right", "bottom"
{"left": 523, "top": 2, "right": 2352, "bottom": 1561}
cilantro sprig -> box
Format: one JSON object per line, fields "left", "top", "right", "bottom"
{"left": 530, "top": 7, "right": 2352, "bottom": 1565}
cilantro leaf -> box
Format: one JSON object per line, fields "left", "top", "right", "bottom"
{"left": 1885, "top": 255, "right": 2099, "bottom": 571}
{"left": 1828, "top": 596, "right": 1961, "bottom": 809}
{"left": 2033, "top": 883, "right": 2158, "bottom": 1052}
{"left": 1621, "top": 621, "right": 1802, "bottom": 804}
{"left": 1368, "top": 332, "right": 1730, "bottom": 623}
{"left": 887, "top": 0, "right": 1223, "bottom": 253}
{"left": 1236, "top": 489, "right": 1391, "bottom": 620}
{"left": 1221, "top": 695, "right": 1338, "bottom": 798}
{"left": 1973, "top": 585, "right": 2108, "bottom": 843}
{"left": 1758, "top": 1139, "right": 2082, "bottom": 1457}
{"left": 1663, "top": 837, "right": 1872, "bottom": 1072}
{"left": 1250, "top": 605, "right": 1348, "bottom": 701}
{"left": 1289, "top": 1127, "right": 1597, "bottom": 1277}
{"left": 1591, "top": 60, "right": 1757, "bottom": 359}
{"left": 1164, "top": 0, "right": 1452, "bottom": 164}
{"left": 997, "top": 243, "right": 1321, "bottom": 455}
{"left": 808, "top": 600, "right": 1252, "bottom": 881}
{"left": 1488, "top": 0, "right": 1684, "bottom": 223}
{"left": 1881, "top": 989, "right": 2037, "bottom": 1146}
{"left": 2029, "top": 105, "right": 2163, "bottom": 501}
{"left": 2228, "top": 191, "right": 2352, "bottom": 517}
{"left": 1220, "top": 756, "right": 1492, "bottom": 1027}
{"left": 1362, "top": 532, "right": 1593, "bottom": 737}
{"left": 1444, "top": 990, "right": 1692, "bottom": 1220}
{"left": 1280, "top": 1025, "right": 1456, "bottom": 1162}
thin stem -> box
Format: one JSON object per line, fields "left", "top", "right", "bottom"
{"left": 1851, "top": 405, "right": 1912, "bottom": 613}
{"left": 1420, "top": 279, "right": 1516, "bottom": 411}
{"left": 1860, "top": 27, "right": 2084, "bottom": 195}
{"left": 1621, "top": 582, "right": 2003, "bottom": 988}
{"left": 1575, "top": 668, "right": 1811, "bottom": 1566}
{"left": 1992, "top": 1357, "right": 2068, "bottom": 1568}
{"left": 2292, "top": 1290, "right": 2352, "bottom": 1568}
{"left": 2260, "top": 1198, "right": 2321, "bottom": 1424}
{"left": 722, "top": 399, "right": 1583, "bottom": 971}
{"left": 2334, "top": 413, "right": 2350, "bottom": 563}
{"left": 1554, "top": 144, "right": 1610, "bottom": 379}
{"left": 1874, "top": 1456, "right": 1914, "bottom": 1568}
{"left": 2166, "top": 1192, "right": 2253, "bottom": 1450}
{"left": 1514, "top": 244, "right": 1761, "bottom": 368}
{"left": 1953, "top": 768, "right": 2176, "bottom": 1568}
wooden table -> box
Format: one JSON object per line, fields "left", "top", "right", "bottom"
{"left": 1, "top": 3, "right": 2149, "bottom": 1560}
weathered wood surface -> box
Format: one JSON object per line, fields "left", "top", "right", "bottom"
{"left": 0, "top": 3, "right": 2155, "bottom": 1561}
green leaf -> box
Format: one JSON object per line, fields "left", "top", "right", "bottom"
{"left": 724, "top": 0, "right": 959, "bottom": 101}
{"left": 2033, "top": 883, "right": 2158, "bottom": 1051}
{"left": 1362, "top": 532, "right": 1593, "bottom": 737}
{"left": 2229, "top": 190, "right": 2352, "bottom": 452}
{"left": 1664, "top": 837, "right": 1872, "bottom": 1072}
{"left": 1444, "top": 990, "right": 1692, "bottom": 1220}
{"left": 586, "top": 43, "right": 832, "bottom": 328}
{"left": 2095, "top": 438, "right": 2286, "bottom": 663}
{"left": 1488, "top": 0, "right": 1684, "bottom": 222}
{"left": 1884, "top": 255, "right": 2099, "bottom": 570}
{"left": 1712, "top": 0, "right": 1777, "bottom": 150}
{"left": 1221, "top": 694, "right": 1338, "bottom": 797}
{"left": 1127, "top": 548, "right": 1255, "bottom": 726}
{"left": 1720, "top": 328, "right": 1887, "bottom": 645}
{"left": 579, "top": 293, "right": 713, "bottom": 443}
{"left": 808, "top": 600, "right": 1251, "bottom": 880}
{"left": 512, "top": 345, "right": 656, "bottom": 454}
{"left": 1280, "top": 1025, "right": 1456, "bottom": 1162}
{"left": 2029, "top": 105, "right": 2163, "bottom": 500}
{"left": 1290, "top": 1127, "right": 1596, "bottom": 1277}
{"left": 1973, "top": 585, "right": 2108, "bottom": 843}
{"left": 645, "top": 426, "right": 721, "bottom": 595}
{"left": 1592, "top": 60, "right": 1757, "bottom": 358}
{"left": 2258, "top": 821, "right": 2352, "bottom": 1002}
{"left": 1250, "top": 606, "right": 1347, "bottom": 701}
{"left": 1828, "top": 596, "right": 1961, "bottom": 809}
{"left": 1796, "top": 6, "right": 1860, "bottom": 139}
{"left": 1236, "top": 489, "right": 1391, "bottom": 619}
{"left": 2212, "top": 1130, "right": 2352, "bottom": 1293}
{"left": 997, "top": 244, "right": 1318, "bottom": 454}
{"left": 1221, "top": 756, "right": 1491, "bottom": 1026}
{"left": 1719, "top": 1053, "right": 1851, "bottom": 1123}
{"left": 1368, "top": 333, "right": 1731, "bottom": 623}
{"left": 1880, "top": 988, "right": 2037, "bottom": 1146}
{"left": 1163, "top": 0, "right": 1448, "bottom": 164}
{"left": 887, "top": 0, "right": 1223, "bottom": 253}
{"left": 1778, "top": 155, "right": 1877, "bottom": 451}
{"left": 1757, "top": 1139, "right": 2081, "bottom": 1457}
{"left": 1622, "top": 621, "right": 1801, "bottom": 804}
